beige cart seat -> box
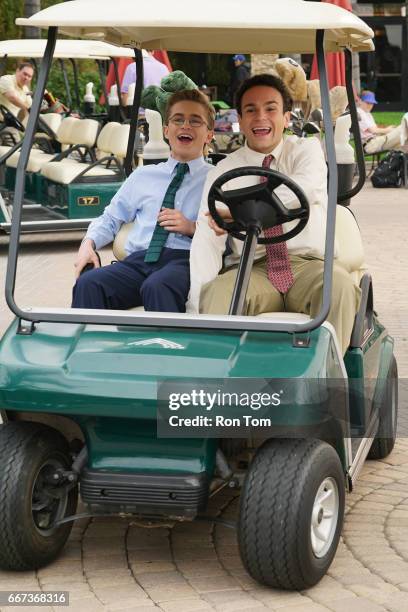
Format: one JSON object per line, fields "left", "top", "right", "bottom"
{"left": 5, "top": 116, "right": 84, "bottom": 173}
{"left": 110, "top": 204, "right": 366, "bottom": 321}
{"left": 41, "top": 121, "right": 129, "bottom": 184}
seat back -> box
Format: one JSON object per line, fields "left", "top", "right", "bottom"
{"left": 334, "top": 205, "right": 365, "bottom": 281}
{"left": 96, "top": 122, "right": 130, "bottom": 161}
{"left": 39, "top": 112, "right": 62, "bottom": 135}
{"left": 69, "top": 118, "right": 100, "bottom": 148}
{"left": 113, "top": 222, "right": 133, "bottom": 260}
{"left": 56, "top": 117, "right": 79, "bottom": 146}
{"left": 113, "top": 206, "right": 366, "bottom": 270}
{"left": 96, "top": 122, "right": 119, "bottom": 157}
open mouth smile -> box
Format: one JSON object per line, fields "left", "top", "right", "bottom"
{"left": 252, "top": 127, "right": 272, "bottom": 136}
{"left": 177, "top": 133, "right": 193, "bottom": 142}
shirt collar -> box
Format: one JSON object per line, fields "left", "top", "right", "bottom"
{"left": 243, "top": 139, "right": 284, "bottom": 164}
{"left": 167, "top": 155, "right": 206, "bottom": 176}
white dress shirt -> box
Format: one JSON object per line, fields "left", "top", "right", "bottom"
{"left": 187, "top": 135, "right": 328, "bottom": 313}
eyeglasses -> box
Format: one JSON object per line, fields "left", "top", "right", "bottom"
{"left": 168, "top": 116, "right": 208, "bottom": 128}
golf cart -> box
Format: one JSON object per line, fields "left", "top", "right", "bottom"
{"left": 0, "top": 39, "right": 136, "bottom": 233}
{"left": 0, "top": 0, "right": 398, "bottom": 590}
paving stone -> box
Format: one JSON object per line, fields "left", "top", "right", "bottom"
{"left": 131, "top": 562, "right": 177, "bottom": 574}
{"left": 348, "top": 583, "right": 399, "bottom": 603}
{"left": 136, "top": 571, "right": 189, "bottom": 588}
{"left": 158, "top": 599, "right": 214, "bottom": 612}
{"left": 92, "top": 584, "right": 147, "bottom": 604}
{"left": 302, "top": 588, "right": 354, "bottom": 604}
{"left": 83, "top": 555, "right": 129, "bottom": 571}
{"left": 175, "top": 560, "right": 226, "bottom": 577}
{"left": 188, "top": 575, "right": 241, "bottom": 593}
{"left": 248, "top": 589, "right": 310, "bottom": 606}
{"left": 145, "top": 582, "right": 197, "bottom": 602}
{"left": 324, "top": 596, "right": 386, "bottom": 612}
{"left": 106, "top": 603, "right": 158, "bottom": 612}
{"left": 270, "top": 605, "right": 329, "bottom": 612}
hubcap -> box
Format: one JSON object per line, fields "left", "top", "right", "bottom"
{"left": 31, "top": 458, "right": 68, "bottom": 535}
{"left": 310, "top": 476, "right": 339, "bottom": 558}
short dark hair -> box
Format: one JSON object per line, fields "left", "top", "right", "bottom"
{"left": 236, "top": 73, "right": 293, "bottom": 115}
{"left": 165, "top": 89, "right": 215, "bottom": 130}
{"left": 17, "top": 62, "right": 34, "bottom": 73}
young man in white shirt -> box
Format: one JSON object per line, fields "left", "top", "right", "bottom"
{"left": 358, "top": 90, "right": 407, "bottom": 154}
{"left": 188, "top": 74, "right": 361, "bottom": 355}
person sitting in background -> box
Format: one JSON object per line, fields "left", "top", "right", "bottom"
{"left": 357, "top": 90, "right": 408, "bottom": 154}
{"left": 0, "top": 62, "right": 33, "bottom": 120}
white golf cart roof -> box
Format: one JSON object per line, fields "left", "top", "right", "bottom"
{"left": 0, "top": 39, "right": 134, "bottom": 60}
{"left": 16, "top": 0, "right": 374, "bottom": 54}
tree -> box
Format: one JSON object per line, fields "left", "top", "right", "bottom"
{"left": 24, "top": 0, "right": 41, "bottom": 38}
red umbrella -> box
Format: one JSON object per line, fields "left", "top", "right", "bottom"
{"left": 310, "top": 0, "right": 352, "bottom": 88}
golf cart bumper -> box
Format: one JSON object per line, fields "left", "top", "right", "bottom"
{"left": 80, "top": 468, "right": 208, "bottom": 518}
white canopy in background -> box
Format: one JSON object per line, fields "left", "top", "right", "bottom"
{"left": 16, "top": 0, "right": 374, "bottom": 54}
{"left": 0, "top": 39, "right": 134, "bottom": 60}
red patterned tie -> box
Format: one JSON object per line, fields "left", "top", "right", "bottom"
{"left": 262, "top": 154, "right": 294, "bottom": 293}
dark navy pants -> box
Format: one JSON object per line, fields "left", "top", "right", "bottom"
{"left": 72, "top": 248, "right": 190, "bottom": 312}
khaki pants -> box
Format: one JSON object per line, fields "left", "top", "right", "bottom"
{"left": 200, "top": 255, "right": 361, "bottom": 356}
{"left": 364, "top": 125, "right": 403, "bottom": 154}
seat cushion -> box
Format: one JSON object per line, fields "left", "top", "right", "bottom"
{"left": 256, "top": 312, "right": 311, "bottom": 323}
{"left": 6, "top": 150, "right": 55, "bottom": 172}
{"left": 41, "top": 159, "right": 118, "bottom": 184}
{"left": 334, "top": 206, "right": 365, "bottom": 273}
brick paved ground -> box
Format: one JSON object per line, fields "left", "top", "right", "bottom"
{"left": 0, "top": 182, "right": 407, "bottom": 611}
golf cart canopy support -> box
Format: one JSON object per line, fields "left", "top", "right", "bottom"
{"left": 7, "top": 0, "right": 373, "bottom": 338}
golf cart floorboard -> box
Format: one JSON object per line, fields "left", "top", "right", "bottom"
{"left": 1, "top": 203, "right": 90, "bottom": 233}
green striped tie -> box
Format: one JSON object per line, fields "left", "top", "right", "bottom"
{"left": 144, "top": 162, "right": 189, "bottom": 263}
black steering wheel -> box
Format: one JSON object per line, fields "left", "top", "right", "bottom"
{"left": 208, "top": 166, "right": 310, "bottom": 244}
{"left": 0, "top": 103, "right": 25, "bottom": 132}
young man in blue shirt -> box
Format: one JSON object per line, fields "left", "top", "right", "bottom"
{"left": 72, "top": 89, "right": 214, "bottom": 312}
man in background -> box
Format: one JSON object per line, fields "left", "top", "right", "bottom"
{"left": 230, "top": 54, "right": 250, "bottom": 107}
{"left": 121, "top": 51, "right": 169, "bottom": 105}
{"left": 358, "top": 90, "right": 408, "bottom": 154}
{"left": 0, "top": 62, "right": 33, "bottom": 119}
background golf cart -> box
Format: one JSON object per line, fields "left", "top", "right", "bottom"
{"left": 0, "top": 0, "right": 398, "bottom": 591}
{"left": 0, "top": 39, "right": 136, "bottom": 234}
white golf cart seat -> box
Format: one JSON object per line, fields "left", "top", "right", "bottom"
{"left": 109, "top": 205, "right": 367, "bottom": 328}
{"left": 40, "top": 121, "right": 129, "bottom": 184}
{"left": 4, "top": 116, "right": 94, "bottom": 173}
{"left": 112, "top": 204, "right": 366, "bottom": 278}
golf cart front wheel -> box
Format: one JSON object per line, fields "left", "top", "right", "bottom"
{"left": 238, "top": 438, "right": 345, "bottom": 590}
{"left": 0, "top": 422, "right": 78, "bottom": 571}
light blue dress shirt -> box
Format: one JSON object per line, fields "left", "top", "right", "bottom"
{"left": 85, "top": 156, "right": 211, "bottom": 256}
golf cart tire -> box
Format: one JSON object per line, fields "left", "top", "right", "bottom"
{"left": 0, "top": 421, "right": 78, "bottom": 571}
{"left": 238, "top": 438, "right": 345, "bottom": 590}
{"left": 368, "top": 355, "right": 398, "bottom": 460}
